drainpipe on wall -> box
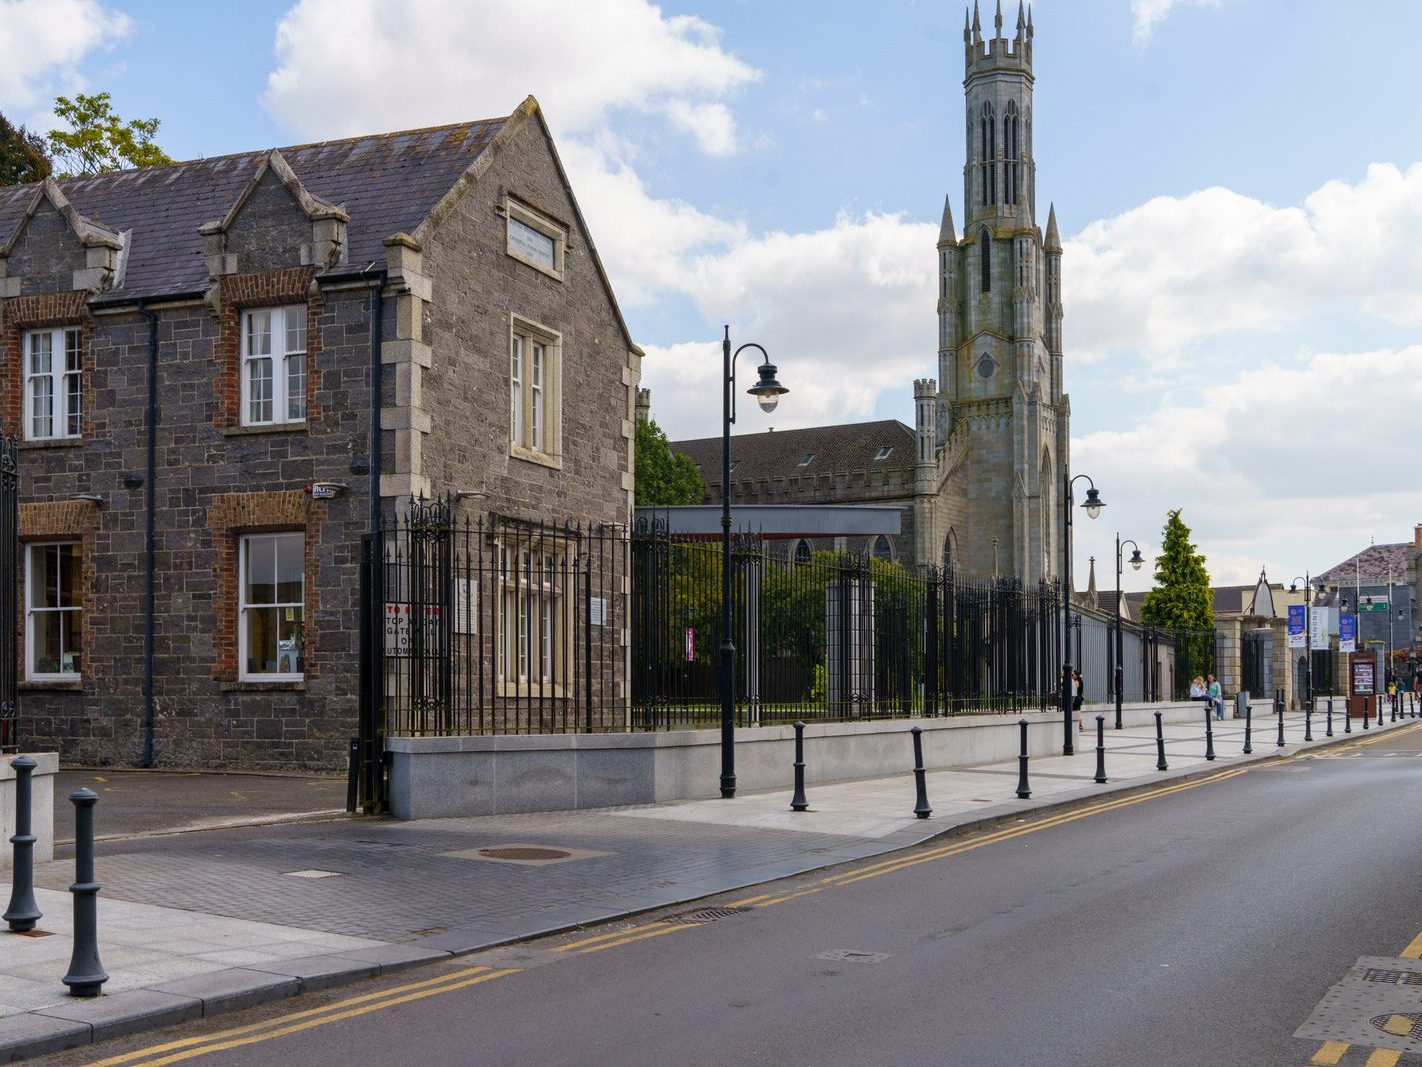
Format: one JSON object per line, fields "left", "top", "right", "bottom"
{"left": 365, "top": 268, "right": 387, "bottom": 531}
{"left": 138, "top": 303, "right": 159, "bottom": 767}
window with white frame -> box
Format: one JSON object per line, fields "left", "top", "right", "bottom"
{"left": 241, "top": 306, "right": 307, "bottom": 427}
{"left": 497, "top": 542, "right": 568, "bottom": 691}
{"left": 509, "top": 320, "right": 560, "bottom": 459}
{"left": 23, "top": 328, "right": 82, "bottom": 441}
{"left": 239, "top": 532, "right": 305, "bottom": 679}
{"left": 504, "top": 196, "right": 566, "bottom": 280}
{"left": 27, "top": 542, "right": 82, "bottom": 679}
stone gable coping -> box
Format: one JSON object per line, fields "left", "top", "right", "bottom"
{"left": 199, "top": 151, "right": 349, "bottom": 279}
{"left": 0, "top": 180, "right": 127, "bottom": 296}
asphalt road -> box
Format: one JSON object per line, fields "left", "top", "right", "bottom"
{"left": 58, "top": 722, "right": 1422, "bottom": 1067}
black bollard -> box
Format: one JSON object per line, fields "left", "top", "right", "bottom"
{"left": 1243, "top": 700, "right": 1253, "bottom": 754}
{"left": 1015, "top": 718, "right": 1031, "bottom": 799}
{"left": 1154, "top": 710, "right": 1168, "bottom": 771}
{"left": 1276, "top": 696, "right": 1286, "bottom": 747}
{"left": 1304, "top": 702, "right": 1313, "bottom": 742}
{"left": 1391, "top": 694, "right": 1397, "bottom": 723}
{"left": 1204, "top": 704, "right": 1216, "bottom": 761}
{"left": 1362, "top": 693, "right": 1369, "bottom": 729}
{"left": 911, "top": 727, "right": 931, "bottom": 819}
{"left": 1377, "top": 694, "right": 1384, "bottom": 728}
{"left": 1094, "top": 715, "right": 1107, "bottom": 784}
{"left": 1326, "top": 697, "right": 1333, "bottom": 737}
{"left": 790, "top": 721, "right": 809, "bottom": 812}
{"left": 62, "top": 789, "right": 107, "bottom": 998}
{"left": 4, "top": 756, "right": 42, "bottom": 932}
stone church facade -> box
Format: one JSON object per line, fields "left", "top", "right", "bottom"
{"left": 673, "top": 3, "right": 1069, "bottom": 584}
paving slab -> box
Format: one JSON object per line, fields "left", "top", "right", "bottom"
{"left": 0, "top": 1012, "right": 91, "bottom": 1061}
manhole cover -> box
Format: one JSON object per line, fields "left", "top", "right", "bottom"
{"left": 1365, "top": 968, "right": 1422, "bottom": 986}
{"left": 479, "top": 847, "right": 571, "bottom": 862}
{"left": 814, "top": 949, "right": 892, "bottom": 964}
{"left": 1372, "top": 1013, "right": 1422, "bottom": 1040}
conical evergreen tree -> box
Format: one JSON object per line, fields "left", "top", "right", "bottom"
{"left": 1140, "top": 509, "right": 1213, "bottom": 632}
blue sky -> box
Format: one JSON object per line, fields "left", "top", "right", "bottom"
{"left": 3, "top": 0, "right": 1420, "bottom": 592}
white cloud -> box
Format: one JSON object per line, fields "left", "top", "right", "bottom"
{"left": 0, "top": 0, "right": 130, "bottom": 112}
{"left": 663, "top": 100, "right": 739, "bottom": 156}
{"left": 1075, "top": 346, "right": 1422, "bottom": 587}
{"left": 1131, "top": 0, "right": 1226, "bottom": 47}
{"left": 264, "top": 0, "right": 758, "bottom": 147}
{"left": 1065, "top": 163, "right": 1422, "bottom": 364}
{"left": 641, "top": 212, "right": 936, "bottom": 437}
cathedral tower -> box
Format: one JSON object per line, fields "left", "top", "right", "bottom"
{"left": 926, "top": 2, "right": 1068, "bottom": 586}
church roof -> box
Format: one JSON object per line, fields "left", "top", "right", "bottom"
{"left": 672, "top": 420, "right": 916, "bottom": 485}
{"left": 0, "top": 118, "right": 506, "bottom": 301}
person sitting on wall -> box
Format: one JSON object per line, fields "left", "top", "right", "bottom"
{"left": 1206, "top": 674, "right": 1225, "bottom": 720}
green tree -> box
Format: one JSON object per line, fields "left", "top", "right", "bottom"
{"left": 634, "top": 418, "right": 704, "bottom": 506}
{"left": 47, "top": 92, "right": 174, "bottom": 178}
{"left": 0, "top": 114, "right": 52, "bottom": 185}
{"left": 1140, "top": 509, "right": 1214, "bottom": 632}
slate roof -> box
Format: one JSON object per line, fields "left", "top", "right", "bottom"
{"left": 0, "top": 119, "right": 505, "bottom": 301}
{"left": 1121, "top": 584, "right": 1260, "bottom": 620}
{"left": 1317, "top": 542, "right": 1416, "bottom": 584}
{"left": 671, "top": 420, "right": 916, "bottom": 485}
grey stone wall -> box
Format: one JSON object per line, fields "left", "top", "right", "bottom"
{"left": 7, "top": 201, "right": 87, "bottom": 296}
{"left": 419, "top": 117, "right": 633, "bottom": 527}
{"left": 225, "top": 170, "right": 315, "bottom": 275}
{"left": 16, "top": 294, "right": 372, "bottom": 770}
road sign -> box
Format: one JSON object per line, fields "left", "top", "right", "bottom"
{"left": 1359, "top": 600, "right": 1390, "bottom": 612}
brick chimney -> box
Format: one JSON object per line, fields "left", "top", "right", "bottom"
{"left": 1415, "top": 524, "right": 1422, "bottom": 551}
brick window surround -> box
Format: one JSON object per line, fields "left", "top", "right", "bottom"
{"left": 208, "top": 490, "right": 321, "bottom": 683}
{"left": 212, "top": 269, "right": 322, "bottom": 430}
{"left": 18, "top": 499, "right": 100, "bottom": 688}
{"left": 1, "top": 292, "right": 93, "bottom": 441}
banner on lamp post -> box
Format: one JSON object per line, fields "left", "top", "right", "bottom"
{"left": 1340, "top": 614, "right": 1357, "bottom": 653}
{"left": 1287, "top": 604, "right": 1306, "bottom": 648}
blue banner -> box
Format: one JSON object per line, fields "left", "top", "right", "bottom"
{"left": 1287, "top": 604, "right": 1306, "bottom": 647}
{"left": 1340, "top": 613, "right": 1356, "bottom": 653}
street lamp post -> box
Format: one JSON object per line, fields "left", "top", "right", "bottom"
{"left": 1061, "top": 472, "right": 1105, "bottom": 755}
{"left": 1114, "top": 536, "right": 1144, "bottom": 730}
{"left": 718, "top": 326, "right": 788, "bottom": 800}
{"left": 1289, "top": 574, "right": 1319, "bottom": 712}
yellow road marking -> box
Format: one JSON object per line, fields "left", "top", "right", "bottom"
{"left": 568, "top": 923, "right": 696, "bottom": 955}
{"left": 1383, "top": 1015, "right": 1412, "bottom": 1037}
{"left": 87, "top": 967, "right": 501, "bottom": 1066}
{"left": 1402, "top": 930, "right": 1422, "bottom": 960}
{"left": 555, "top": 921, "right": 675, "bottom": 953}
{"left": 108, "top": 968, "right": 521, "bottom": 1067}
{"left": 1310, "top": 1040, "right": 1348, "bottom": 1064}
{"left": 1364, "top": 1049, "right": 1402, "bottom": 1067}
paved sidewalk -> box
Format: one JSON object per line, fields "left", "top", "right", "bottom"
{"left": 2, "top": 704, "right": 1413, "bottom": 1059}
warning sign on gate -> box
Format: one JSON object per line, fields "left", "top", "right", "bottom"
{"left": 384, "top": 603, "right": 442, "bottom": 657}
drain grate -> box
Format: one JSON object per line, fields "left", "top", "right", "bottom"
{"left": 1371, "top": 1013, "right": 1422, "bottom": 1040}
{"left": 479, "top": 847, "right": 571, "bottom": 862}
{"left": 1365, "top": 968, "right": 1422, "bottom": 987}
{"left": 661, "top": 906, "right": 748, "bottom": 925}
{"left": 284, "top": 869, "right": 343, "bottom": 879}
{"left": 12, "top": 929, "right": 52, "bottom": 938}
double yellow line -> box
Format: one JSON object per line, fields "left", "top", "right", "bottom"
{"left": 89, "top": 966, "right": 519, "bottom": 1067}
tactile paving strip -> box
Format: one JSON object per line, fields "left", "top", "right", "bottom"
{"left": 1295, "top": 957, "right": 1422, "bottom": 1054}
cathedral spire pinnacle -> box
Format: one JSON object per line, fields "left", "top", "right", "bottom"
{"left": 1016, "top": 1, "right": 1026, "bottom": 39}
{"left": 1045, "top": 203, "right": 1061, "bottom": 252}
{"left": 995, "top": 0, "right": 1003, "bottom": 37}
{"left": 1027, "top": 3, "right": 1034, "bottom": 38}
{"left": 964, "top": 7, "right": 971, "bottom": 43}
{"left": 971, "top": 1, "right": 982, "bottom": 44}
{"left": 939, "top": 195, "right": 957, "bottom": 245}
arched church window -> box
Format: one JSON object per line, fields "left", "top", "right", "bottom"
{"left": 872, "top": 535, "right": 894, "bottom": 562}
{"left": 943, "top": 530, "right": 957, "bottom": 569}
{"left": 1004, "top": 102, "right": 1019, "bottom": 205}
{"left": 794, "top": 538, "right": 811, "bottom": 564}
{"left": 980, "top": 229, "right": 991, "bottom": 293}
{"left": 980, "top": 102, "right": 996, "bottom": 206}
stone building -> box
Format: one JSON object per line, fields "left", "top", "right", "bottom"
{"left": 670, "top": 3, "right": 1069, "bottom": 584}
{"left": 0, "top": 96, "right": 640, "bottom": 768}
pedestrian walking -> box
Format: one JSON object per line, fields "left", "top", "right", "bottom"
{"left": 1206, "top": 674, "right": 1225, "bottom": 720}
{"left": 1072, "top": 669, "right": 1084, "bottom": 729}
